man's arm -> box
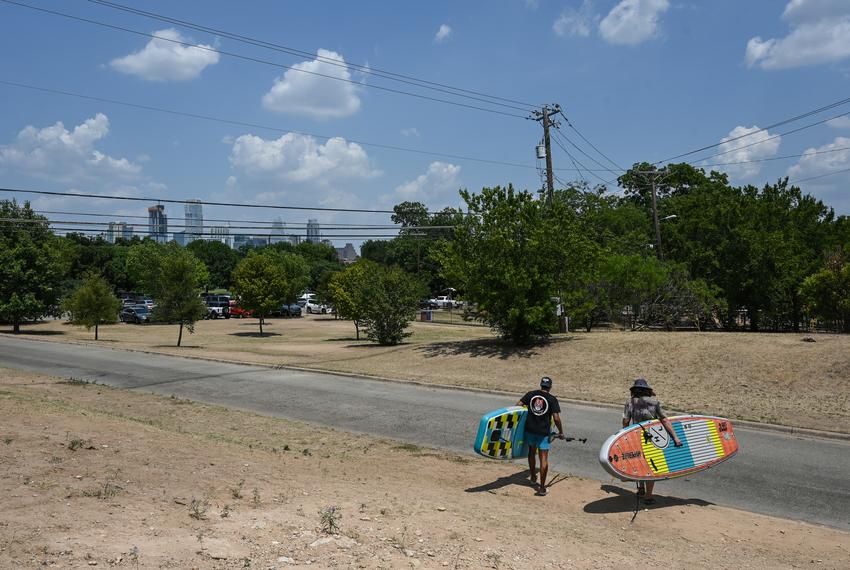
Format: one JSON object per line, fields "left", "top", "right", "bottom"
{"left": 553, "top": 412, "right": 565, "bottom": 439}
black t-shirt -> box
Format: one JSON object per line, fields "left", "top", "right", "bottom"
{"left": 520, "top": 389, "right": 561, "bottom": 435}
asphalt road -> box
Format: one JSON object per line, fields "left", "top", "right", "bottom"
{"left": 2, "top": 335, "right": 848, "bottom": 530}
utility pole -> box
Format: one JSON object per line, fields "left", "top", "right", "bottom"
{"left": 531, "top": 104, "right": 560, "bottom": 208}
{"left": 650, "top": 174, "right": 663, "bottom": 259}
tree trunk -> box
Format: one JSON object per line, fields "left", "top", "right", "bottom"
{"left": 355, "top": 320, "right": 360, "bottom": 340}
{"left": 259, "top": 317, "right": 264, "bottom": 336}
{"left": 95, "top": 324, "right": 99, "bottom": 341}
{"left": 13, "top": 322, "right": 20, "bottom": 334}
{"left": 177, "top": 322, "right": 184, "bottom": 347}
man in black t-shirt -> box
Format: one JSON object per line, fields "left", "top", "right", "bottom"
{"left": 517, "top": 376, "right": 564, "bottom": 496}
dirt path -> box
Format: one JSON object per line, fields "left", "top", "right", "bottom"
{"left": 11, "top": 317, "right": 850, "bottom": 433}
{"left": 1, "top": 368, "right": 847, "bottom": 569}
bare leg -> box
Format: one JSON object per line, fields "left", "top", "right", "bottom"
{"left": 539, "top": 449, "right": 549, "bottom": 492}
{"left": 645, "top": 481, "right": 655, "bottom": 500}
{"left": 527, "top": 446, "right": 538, "bottom": 483}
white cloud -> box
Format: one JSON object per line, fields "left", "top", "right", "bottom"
{"left": 229, "top": 133, "right": 380, "bottom": 184}
{"left": 434, "top": 24, "right": 452, "bottom": 43}
{"left": 598, "top": 0, "right": 669, "bottom": 45}
{"left": 0, "top": 113, "right": 143, "bottom": 184}
{"left": 400, "top": 127, "right": 420, "bottom": 138}
{"left": 262, "top": 49, "right": 361, "bottom": 119}
{"left": 110, "top": 28, "right": 219, "bottom": 81}
{"left": 714, "top": 125, "right": 782, "bottom": 179}
{"left": 827, "top": 116, "right": 850, "bottom": 129}
{"left": 746, "top": 1, "right": 850, "bottom": 69}
{"left": 554, "top": 1, "right": 595, "bottom": 38}
{"left": 394, "top": 162, "right": 461, "bottom": 200}
{"left": 788, "top": 136, "right": 850, "bottom": 180}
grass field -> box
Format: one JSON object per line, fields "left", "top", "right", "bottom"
{"left": 9, "top": 315, "right": 850, "bottom": 433}
{"left": 1, "top": 368, "right": 846, "bottom": 569}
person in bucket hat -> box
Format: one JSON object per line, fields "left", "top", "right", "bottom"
{"left": 622, "top": 378, "right": 682, "bottom": 504}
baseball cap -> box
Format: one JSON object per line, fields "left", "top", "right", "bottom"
{"left": 540, "top": 376, "right": 553, "bottom": 389}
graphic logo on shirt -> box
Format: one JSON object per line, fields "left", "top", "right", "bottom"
{"left": 529, "top": 395, "right": 549, "bottom": 416}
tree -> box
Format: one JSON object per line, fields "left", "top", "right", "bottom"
{"left": 328, "top": 260, "right": 376, "bottom": 339}
{"left": 437, "top": 185, "right": 597, "bottom": 344}
{"left": 63, "top": 272, "right": 121, "bottom": 340}
{"left": 231, "top": 250, "right": 309, "bottom": 335}
{"left": 391, "top": 201, "right": 430, "bottom": 229}
{"left": 132, "top": 243, "right": 209, "bottom": 346}
{"left": 187, "top": 239, "right": 241, "bottom": 291}
{"left": 0, "top": 200, "right": 69, "bottom": 333}
{"left": 360, "top": 265, "right": 423, "bottom": 345}
{"left": 800, "top": 251, "right": 850, "bottom": 333}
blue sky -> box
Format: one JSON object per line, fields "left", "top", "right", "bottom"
{"left": 1, "top": 0, "right": 850, "bottom": 244}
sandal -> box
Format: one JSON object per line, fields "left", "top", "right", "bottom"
{"left": 535, "top": 486, "right": 548, "bottom": 496}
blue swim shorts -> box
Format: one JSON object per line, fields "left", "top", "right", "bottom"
{"left": 525, "top": 432, "right": 551, "bottom": 450}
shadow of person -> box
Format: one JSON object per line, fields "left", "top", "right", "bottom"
{"left": 583, "top": 484, "right": 713, "bottom": 514}
{"left": 464, "top": 470, "right": 536, "bottom": 493}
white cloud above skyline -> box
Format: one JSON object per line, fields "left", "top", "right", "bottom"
{"left": 746, "top": 0, "right": 850, "bottom": 69}
{"left": 434, "top": 24, "right": 452, "bottom": 43}
{"left": 714, "top": 125, "right": 782, "bottom": 179}
{"left": 788, "top": 136, "right": 850, "bottom": 181}
{"left": 598, "top": 0, "right": 670, "bottom": 45}
{"left": 553, "top": 0, "right": 595, "bottom": 38}
{"left": 827, "top": 116, "right": 850, "bottom": 129}
{"left": 394, "top": 161, "right": 461, "bottom": 200}
{"left": 110, "top": 28, "right": 220, "bottom": 81}
{"left": 229, "top": 132, "right": 381, "bottom": 185}
{"left": 0, "top": 113, "right": 143, "bottom": 184}
{"left": 262, "top": 49, "right": 361, "bottom": 119}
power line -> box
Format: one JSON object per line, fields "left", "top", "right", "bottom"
{"left": 687, "top": 109, "right": 850, "bottom": 165}
{"left": 551, "top": 130, "right": 608, "bottom": 185}
{"left": 552, "top": 127, "right": 619, "bottom": 174}
{"left": 1, "top": 0, "right": 529, "bottom": 119}
{"left": 655, "top": 94, "right": 850, "bottom": 165}
{"left": 789, "top": 166, "right": 850, "bottom": 185}
{"left": 8, "top": 216, "right": 455, "bottom": 231}
{"left": 559, "top": 112, "right": 624, "bottom": 170}
{"left": 0, "top": 79, "right": 554, "bottom": 172}
{"left": 85, "top": 0, "right": 540, "bottom": 111}
{"left": 1, "top": 187, "right": 400, "bottom": 214}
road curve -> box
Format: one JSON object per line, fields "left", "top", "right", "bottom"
{"left": 1, "top": 335, "right": 848, "bottom": 530}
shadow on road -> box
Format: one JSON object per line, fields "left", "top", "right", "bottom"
{"left": 583, "top": 484, "right": 713, "bottom": 514}
{"left": 465, "top": 470, "right": 536, "bottom": 493}
{"left": 418, "top": 336, "right": 578, "bottom": 360}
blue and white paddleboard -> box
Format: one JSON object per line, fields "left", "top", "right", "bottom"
{"left": 473, "top": 406, "right": 528, "bottom": 459}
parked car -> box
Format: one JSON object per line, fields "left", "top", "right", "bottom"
{"left": 204, "top": 295, "right": 231, "bottom": 319}
{"left": 429, "top": 295, "right": 462, "bottom": 309}
{"left": 272, "top": 303, "right": 302, "bottom": 317}
{"left": 419, "top": 299, "right": 439, "bottom": 310}
{"left": 120, "top": 305, "right": 151, "bottom": 324}
{"left": 142, "top": 298, "right": 155, "bottom": 309}
{"left": 305, "top": 298, "right": 333, "bottom": 314}
{"left": 296, "top": 293, "right": 314, "bottom": 307}
{"left": 229, "top": 299, "right": 253, "bottom": 318}
{"left": 122, "top": 298, "right": 137, "bottom": 307}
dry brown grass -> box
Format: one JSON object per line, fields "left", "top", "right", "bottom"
{"left": 1, "top": 368, "right": 846, "bottom": 569}
{"left": 12, "top": 315, "right": 850, "bottom": 433}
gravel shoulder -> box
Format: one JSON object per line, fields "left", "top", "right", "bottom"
{"left": 1, "top": 368, "right": 847, "bottom": 569}
{"left": 9, "top": 316, "right": 850, "bottom": 433}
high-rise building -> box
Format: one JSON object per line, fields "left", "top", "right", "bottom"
{"left": 106, "top": 221, "right": 129, "bottom": 244}
{"left": 147, "top": 205, "right": 168, "bottom": 243}
{"left": 210, "top": 225, "right": 231, "bottom": 247}
{"left": 306, "top": 219, "right": 320, "bottom": 244}
{"left": 270, "top": 217, "right": 286, "bottom": 244}
{"left": 335, "top": 243, "right": 358, "bottom": 263}
{"left": 184, "top": 199, "right": 203, "bottom": 242}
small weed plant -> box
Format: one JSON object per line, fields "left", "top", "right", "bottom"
{"left": 319, "top": 505, "right": 342, "bottom": 535}
{"left": 189, "top": 497, "right": 209, "bottom": 520}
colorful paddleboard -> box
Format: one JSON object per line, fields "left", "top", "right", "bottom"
{"left": 474, "top": 406, "right": 528, "bottom": 459}
{"left": 598, "top": 415, "right": 738, "bottom": 482}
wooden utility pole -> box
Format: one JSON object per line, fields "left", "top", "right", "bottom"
{"left": 650, "top": 175, "right": 663, "bottom": 259}
{"left": 531, "top": 104, "right": 560, "bottom": 208}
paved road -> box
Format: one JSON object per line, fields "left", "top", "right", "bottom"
{"left": 2, "top": 336, "right": 848, "bottom": 530}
